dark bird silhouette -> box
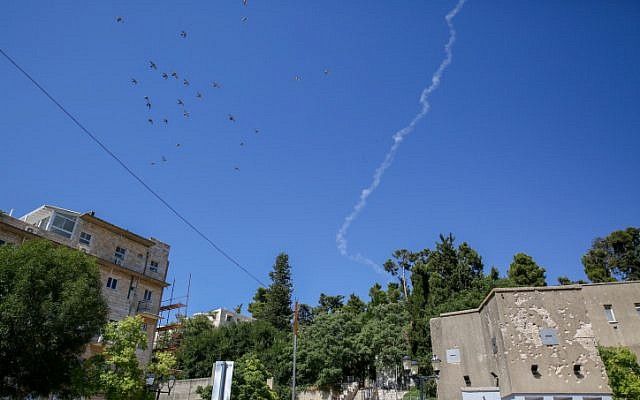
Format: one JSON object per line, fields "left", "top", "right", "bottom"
{"left": 294, "top": 75, "right": 301, "bottom": 81}
{"left": 146, "top": 102, "right": 151, "bottom": 110}
{"left": 212, "top": 81, "right": 221, "bottom": 88}
{"left": 148, "top": 118, "right": 153, "bottom": 124}
{"left": 240, "top": 142, "right": 245, "bottom": 147}
{"left": 183, "top": 79, "right": 190, "bottom": 87}
{"left": 131, "top": 78, "right": 138, "bottom": 85}
{"left": 196, "top": 92, "right": 203, "bottom": 99}
{"left": 234, "top": 166, "right": 240, "bottom": 171}
{"left": 324, "top": 69, "right": 330, "bottom": 75}
{"left": 176, "top": 143, "right": 181, "bottom": 148}
{"left": 162, "top": 156, "right": 167, "bottom": 162}
{"left": 254, "top": 128, "right": 260, "bottom": 134}
{"left": 149, "top": 61, "right": 157, "bottom": 70}
{"left": 116, "top": 16, "right": 124, "bottom": 23}
{"left": 228, "top": 114, "right": 236, "bottom": 122}
{"left": 177, "top": 98, "right": 184, "bottom": 106}
{"left": 163, "top": 118, "right": 169, "bottom": 124}
{"left": 161, "top": 72, "right": 168, "bottom": 79}
{"left": 241, "top": 16, "right": 248, "bottom": 22}
{"left": 171, "top": 71, "right": 179, "bottom": 79}
{"left": 151, "top": 161, "right": 156, "bottom": 166}
{"left": 243, "top": 0, "right": 248, "bottom": 6}
{"left": 183, "top": 110, "right": 190, "bottom": 118}
{"left": 180, "top": 30, "right": 187, "bottom": 38}
{"left": 144, "top": 96, "right": 151, "bottom": 109}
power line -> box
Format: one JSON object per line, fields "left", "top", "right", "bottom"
{"left": 0, "top": 48, "right": 267, "bottom": 288}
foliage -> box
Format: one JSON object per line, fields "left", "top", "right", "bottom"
{"left": 249, "top": 253, "right": 293, "bottom": 330}
{"left": 232, "top": 354, "right": 279, "bottom": 400}
{"left": 196, "top": 385, "right": 212, "bottom": 400}
{"left": 314, "top": 293, "right": 344, "bottom": 314}
{"left": 0, "top": 239, "right": 107, "bottom": 398}
{"left": 91, "top": 316, "right": 151, "bottom": 400}
{"left": 583, "top": 227, "right": 640, "bottom": 282}
{"left": 507, "top": 253, "right": 547, "bottom": 287}
{"left": 598, "top": 346, "right": 640, "bottom": 399}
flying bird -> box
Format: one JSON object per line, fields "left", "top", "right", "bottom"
{"left": 183, "top": 110, "right": 190, "bottom": 118}
{"left": 228, "top": 114, "right": 236, "bottom": 122}
{"left": 131, "top": 78, "right": 138, "bottom": 85}
{"left": 234, "top": 166, "right": 240, "bottom": 171}
{"left": 147, "top": 118, "right": 153, "bottom": 124}
{"left": 324, "top": 69, "right": 330, "bottom": 75}
{"left": 240, "top": 142, "right": 245, "bottom": 147}
{"left": 144, "top": 96, "right": 151, "bottom": 109}
{"left": 196, "top": 92, "right": 203, "bottom": 99}
{"left": 183, "top": 79, "right": 190, "bottom": 87}
{"left": 163, "top": 118, "right": 169, "bottom": 124}
{"left": 243, "top": 0, "right": 248, "bottom": 6}
{"left": 254, "top": 128, "right": 260, "bottom": 134}
{"left": 149, "top": 61, "right": 157, "bottom": 70}
{"left": 176, "top": 143, "right": 181, "bottom": 148}
{"left": 162, "top": 156, "right": 167, "bottom": 162}
{"left": 177, "top": 98, "right": 184, "bottom": 106}
{"left": 151, "top": 161, "right": 156, "bottom": 166}
{"left": 180, "top": 31, "right": 187, "bottom": 38}
{"left": 171, "top": 71, "right": 179, "bottom": 79}
{"left": 212, "top": 81, "right": 221, "bottom": 88}
{"left": 294, "top": 75, "right": 301, "bottom": 81}
{"left": 241, "top": 16, "right": 248, "bottom": 22}
{"left": 161, "top": 72, "right": 168, "bottom": 79}
{"left": 116, "top": 16, "right": 124, "bottom": 23}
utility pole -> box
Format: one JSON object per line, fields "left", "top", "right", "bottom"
{"left": 291, "top": 301, "right": 299, "bottom": 400}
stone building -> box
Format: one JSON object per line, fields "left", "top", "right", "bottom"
{"left": 192, "top": 308, "right": 254, "bottom": 328}
{"left": 430, "top": 281, "right": 640, "bottom": 400}
{"left": 0, "top": 205, "right": 171, "bottom": 364}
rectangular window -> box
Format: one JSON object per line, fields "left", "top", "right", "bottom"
{"left": 50, "top": 213, "right": 76, "bottom": 238}
{"left": 114, "top": 246, "right": 126, "bottom": 265}
{"left": 141, "top": 323, "right": 148, "bottom": 332}
{"left": 38, "top": 216, "right": 50, "bottom": 229}
{"left": 226, "top": 315, "right": 234, "bottom": 322}
{"left": 635, "top": 303, "right": 640, "bottom": 317}
{"left": 149, "top": 261, "right": 159, "bottom": 273}
{"left": 106, "top": 277, "right": 118, "bottom": 290}
{"left": 143, "top": 289, "right": 152, "bottom": 302}
{"left": 553, "top": 397, "right": 572, "bottom": 400}
{"left": 604, "top": 304, "right": 617, "bottom": 323}
{"left": 79, "top": 232, "right": 92, "bottom": 245}
{"left": 0, "top": 239, "right": 5, "bottom": 246}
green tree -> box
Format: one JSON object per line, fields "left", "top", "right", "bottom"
{"left": 583, "top": 227, "right": 640, "bottom": 282}
{"left": 90, "top": 316, "right": 151, "bottom": 400}
{"left": 249, "top": 253, "right": 293, "bottom": 330}
{"left": 598, "top": 346, "right": 640, "bottom": 399}
{"left": 232, "top": 354, "right": 278, "bottom": 400}
{"left": 507, "top": 253, "right": 546, "bottom": 287}
{"left": 0, "top": 239, "right": 107, "bottom": 398}
{"left": 315, "top": 293, "right": 344, "bottom": 314}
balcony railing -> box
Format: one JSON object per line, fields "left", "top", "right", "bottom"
{"left": 137, "top": 300, "right": 154, "bottom": 314}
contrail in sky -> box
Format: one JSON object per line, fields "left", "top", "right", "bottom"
{"left": 336, "top": 0, "right": 468, "bottom": 273}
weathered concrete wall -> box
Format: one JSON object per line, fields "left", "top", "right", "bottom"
{"left": 493, "top": 288, "right": 610, "bottom": 397}
{"left": 158, "top": 377, "right": 213, "bottom": 400}
{"left": 582, "top": 282, "right": 640, "bottom": 359}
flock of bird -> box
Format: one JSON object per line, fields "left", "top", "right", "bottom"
{"left": 116, "top": 0, "right": 330, "bottom": 171}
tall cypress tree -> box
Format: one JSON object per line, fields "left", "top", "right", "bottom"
{"left": 253, "top": 253, "right": 293, "bottom": 331}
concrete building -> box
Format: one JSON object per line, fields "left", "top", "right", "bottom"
{"left": 0, "top": 205, "right": 171, "bottom": 364}
{"left": 192, "top": 308, "right": 254, "bottom": 327}
{"left": 430, "top": 281, "right": 640, "bottom": 400}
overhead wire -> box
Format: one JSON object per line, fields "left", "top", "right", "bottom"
{"left": 0, "top": 47, "right": 267, "bottom": 288}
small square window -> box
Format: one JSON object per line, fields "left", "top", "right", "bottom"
{"left": 143, "top": 289, "right": 153, "bottom": 302}
{"left": 149, "top": 261, "right": 159, "bottom": 273}
{"left": 226, "top": 315, "right": 233, "bottom": 322}
{"left": 79, "top": 232, "right": 92, "bottom": 245}
{"left": 604, "top": 304, "right": 617, "bottom": 323}
{"left": 106, "top": 277, "right": 118, "bottom": 290}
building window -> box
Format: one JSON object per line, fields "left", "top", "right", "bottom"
{"left": 604, "top": 304, "right": 617, "bottom": 323}
{"left": 524, "top": 397, "right": 543, "bottom": 400}
{"left": 106, "top": 277, "right": 118, "bottom": 290}
{"left": 114, "top": 246, "right": 126, "bottom": 265}
{"left": 50, "top": 213, "right": 76, "bottom": 238}
{"left": 635, "top": 303, "right": 640, "bottom": 317}
{"left": 143, "top": 289, "right": 153, "bottom": 302}
{"left": 226, "top": 315, "right": 233, "bottom": 322}
{"left": 149, "top": 261, "right": 159, "bottom": 273}
{"left": 79, "top": 232, "right": 92, "bottom": 245}
{"left": 0, "top": 239, "right": 5, "bottom": 246}
{"left": 38, "top": 217, "right": 50, "bottom": 229}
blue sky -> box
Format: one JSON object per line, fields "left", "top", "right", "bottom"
{"left": 1, "top": 1, "right": 639, "bottom": 316}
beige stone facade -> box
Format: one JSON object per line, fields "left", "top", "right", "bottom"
{"left": 0, "top": 205, "right": 171, "bottom": 364}
{"left": 430, "top": 281, "right": 640, "bottom": 400}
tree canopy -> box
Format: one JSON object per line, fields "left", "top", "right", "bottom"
{"left": 583, "top": 227, "right": 640, "bottom": 282}
{"left": 0, "top": 240, "right": 107, "bottom": 398}
{"left": 249, "top": 253, "right": 293, "bottom": 331}
{"left": 507, "top": 253, "right": 547, "bottom": 287}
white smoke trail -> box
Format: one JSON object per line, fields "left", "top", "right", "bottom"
{"left": 336, "top": 0, "right": 467, "bottom": 273}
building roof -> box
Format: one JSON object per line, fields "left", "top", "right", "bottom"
{"left": 438, "top": 280, "right": 640, "bottom": 318}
